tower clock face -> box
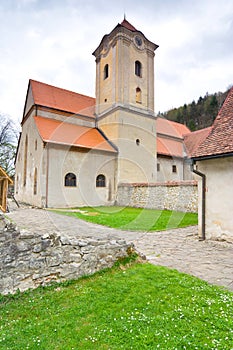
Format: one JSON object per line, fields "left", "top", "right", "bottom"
{"left": 135, "top": 36, "right": 142, "bottom": 47}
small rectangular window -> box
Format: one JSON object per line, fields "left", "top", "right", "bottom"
{"left": 104, "top": 64, "right": 109, "bottom": 79}
{"left": 135, "top": 60, "right": 142, "bottom": 77}
{"left": 172, "top": 165, "right": 177, "bottom": 173}
{"left": 157, "top": 163, "right": 160, "bottom": 172}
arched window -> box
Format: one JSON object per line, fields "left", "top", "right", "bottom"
{"left": 64, "top": 173, "right": 76, "bottom": 187}
{"left": 135, "top": 60, "right": 142, "bottom": 77}
{"left": 96, "top": 174, "right": 106, "bottom": 187}
{"left": 104, "top": 64, "right": 109, "bottom": 79}
{"left": 23, "top": 135, "right": 28, "bottom": 186}
{"left": 34, "top": 168, "right": 37, "bottom": 195}
{"left": 136, "top": 87, "right": 142, "bottom": 103}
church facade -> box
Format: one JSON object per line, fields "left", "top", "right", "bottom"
{"left": 15, "top": 19, "right": 192, "bottom": 208}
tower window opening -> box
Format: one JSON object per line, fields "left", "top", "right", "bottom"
{"left": 135, "top": 60, "right": 142, "bottom": 77}
{"left": 136, "top": 87, "right": 142, "bottom": 103}
{"left": 136, "top": 139, "right": 140, "bottom": 146}
{"left": 104, "top": 64, "right": 109, "bottom": 79}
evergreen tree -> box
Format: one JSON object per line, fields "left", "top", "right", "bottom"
{"left": 162, "top": 88, "right": 229, "bottom": 130}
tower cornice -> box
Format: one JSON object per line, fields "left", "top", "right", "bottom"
{"left": 92, "top": 21, "right": 158, "bottom": 60}
{"left": 95, "top": 103, "right": 157, "bottom": 122}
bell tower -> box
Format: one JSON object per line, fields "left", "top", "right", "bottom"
{"left": 93, "top": 18, "right": 159, "bottom": 184}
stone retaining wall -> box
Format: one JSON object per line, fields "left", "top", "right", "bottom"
{"left": 117, "top": 181, "right": 198, "bottom": 213}
{"left": 0, "top": 215, "right": 132, "bottom": 295}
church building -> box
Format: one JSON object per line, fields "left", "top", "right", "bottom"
{"left": 15, "top": 18, "right": 192, "bottom": 208}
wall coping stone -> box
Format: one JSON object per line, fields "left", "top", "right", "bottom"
{"left": 0, "top": 213, "right": 134, "bottom": 295}
{"left": 118, "top": 180, "right": 197, "bottom": 187}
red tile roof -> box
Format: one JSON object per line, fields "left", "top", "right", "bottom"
{"left": 34, "top": 116, "right": 117, "bottom": 153}
{"left": 120, "top": 19, "right": 137, "bottom": 32}
{"left": 192, "top": 87, "right": 233, "bottom": 159}
{"left": 156, "top": 117, "right": 190, "bottom": 139}
{"left": 30, "top": 80, "right": 95, "bottom": 118}
{"left": 156, "top": 117, "right": 190, "bottom": 158}
{"left": 157, "top": 137, "right": 184, "bottom": 158}
{"left": 184, "top": 127, "right": 212, "bottom": 157}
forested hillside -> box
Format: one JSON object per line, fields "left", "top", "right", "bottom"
{"left": 159, "top": 87, "right": 231, "bottom": 131}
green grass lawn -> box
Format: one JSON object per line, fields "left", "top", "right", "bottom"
{"left": 0, "top": 261, "right": 232, "bottom": 349}
{"left": 54, "top": 206, "right": 198, "bottom": 231}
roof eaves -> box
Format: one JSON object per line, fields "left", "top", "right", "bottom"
{"left": 44, "top": 140, "right": 117, "bottom": 153}
{"left": 97, "top": 128, "right": 119, "bottom": 153}
{"left": 157, "top": 132, "right": 184, "bottom": 141}
{"left": 157, "top": 152, "right": 184, "bottom": 159}
{"left": 192, "top": 151, "right": 233, "bottom": 161}
{"left": 35, "top": 104, "right": 96, "bottom": 120}
{"left": 21, "top": 80, "right": 33, "bottom": 124}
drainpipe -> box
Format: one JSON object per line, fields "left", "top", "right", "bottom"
{"left": 191, "top": 161, "right": 206, "bottom": 241}
{"left": 45, "top": 143, "right": 49, "bottom": 208}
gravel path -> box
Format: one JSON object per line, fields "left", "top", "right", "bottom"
{"left": 6, "top": 205, "right": 233, "bottom": 291}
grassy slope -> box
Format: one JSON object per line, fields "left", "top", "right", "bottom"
{"left": 54, "top": 206, "right": 198, "bottom": 231}
{"left": 0, "top": 262, "right": 232, "bottom": 349}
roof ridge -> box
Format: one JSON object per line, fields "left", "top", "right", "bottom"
{"left": 157, "top": 116, "right": 191, "bottom": 138}
{"left": 30, "top": 79, "right": 95, "bottom": 101}
{"left": 28, "top": 79, "right": 96, "bottom": 119}
{"left": 191, "top": 87, "right": 233, "bottom": 158}
{"left": 184, "top": 126, "right": 212, "bottom": 137}
{"left": 185, "top": 127, "right": 212, "bottom": 157}
{"left": 157, "top": 116, "right": 187, "bottom": 126}
{"left": 217, "top": 86, "right": 233, "bottom": 118}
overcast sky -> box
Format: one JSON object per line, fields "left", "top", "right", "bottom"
{"left": 1, "top": 0, "right": 233, "bottom": 125}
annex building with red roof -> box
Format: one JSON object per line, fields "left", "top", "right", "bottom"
{"left": 15, "top": 19, "right": 195, "bottom": 209}
{"left": 188, "top": 87, "right": 233, "bottom": 242}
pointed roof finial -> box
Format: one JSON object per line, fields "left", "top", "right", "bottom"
{"left": 120, "top": 17, "right": 137, "bottom": 32}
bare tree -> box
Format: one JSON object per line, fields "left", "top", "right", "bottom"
{"left": 0, "top": 114, "right": 19, "bottom": 176}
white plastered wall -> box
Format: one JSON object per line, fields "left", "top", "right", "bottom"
{"left": 157, "top": 156, "right": 185, "bottom": 182}
{"left": 157, "top": 157, "right": 193, "bottom": 182}
{"left": 197, "top": 156, "right": 233, "bottom": 242}
{"left": 15, "top": 114, "right": 47, "bottom": 207}
{"left": 46, "top": 144, "right": 117, "bottom": 208}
